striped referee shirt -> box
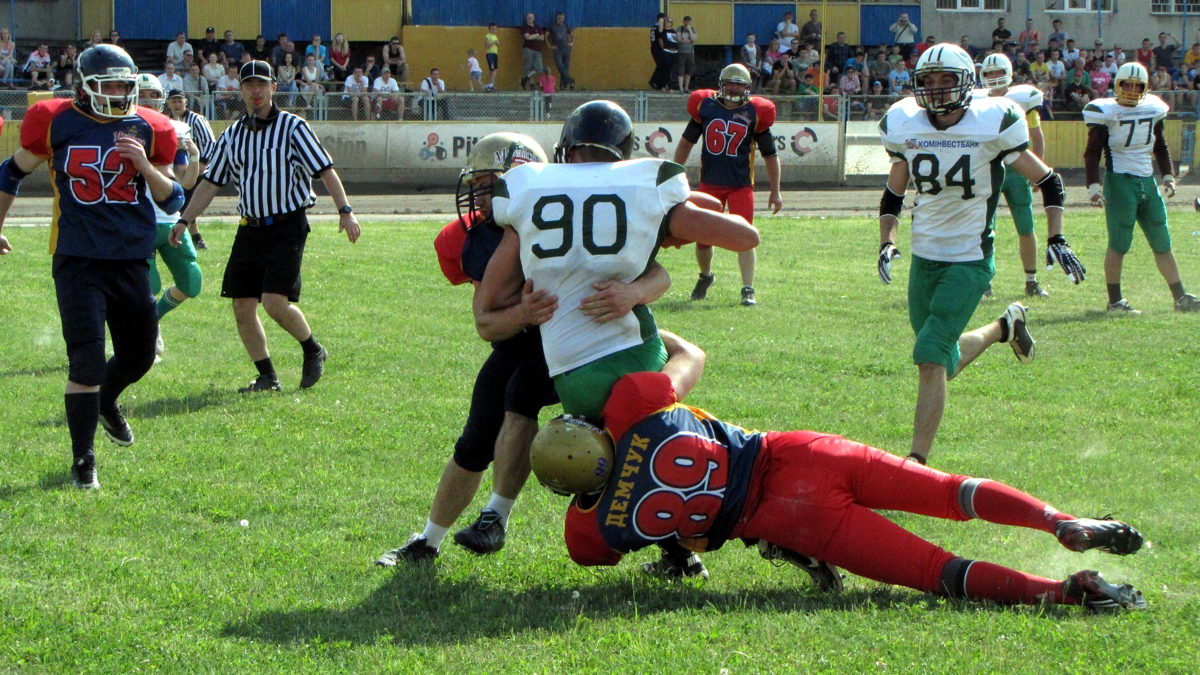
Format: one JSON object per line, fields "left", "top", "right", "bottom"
{"left": 203, "top": 107, "right": 333, "bottom": 218}
{"left": 179, "top": 109, "right": 217, "bottom": 164}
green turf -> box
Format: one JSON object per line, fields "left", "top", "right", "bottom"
{"left": 2, "top": 214, "right": 1198, "bottom": 673}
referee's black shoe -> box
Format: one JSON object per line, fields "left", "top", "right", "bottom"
{"left": 300, "top": 344, "right": 328, "bottom": 389}
{"left": 99, "top": 405, "right": 134, "bottom": 446}
{"left": 238, "top": 376, "right": 282, "bottom": 393}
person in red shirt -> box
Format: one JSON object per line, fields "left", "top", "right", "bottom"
{"left": 1136, "top": 38, "right": 1154, "bottom": 68}
{"left": 912, "top": 35, "right": 936, "bottom": 59}
{"left": 1019, "top": 19, "right": 1041, "bottom": 57}
{"left": 520, "top": 12, "right": 546, "bottom": 91}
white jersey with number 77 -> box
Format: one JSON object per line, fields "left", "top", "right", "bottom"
{"left": 879, "top": 95, "right": 1030, "bottom": 263}
{"left": 492, "top": 158, "right": 690, "bottom": 376}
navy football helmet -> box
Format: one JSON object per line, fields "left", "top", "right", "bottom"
{"left": 75, "top": 45, "right": 139, "bottom": 118}
{"left": 553, "top": 100, "right": 634, "bottom": 163}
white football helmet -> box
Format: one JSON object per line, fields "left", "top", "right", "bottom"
{"left": 1114, "top": 62, "right": 1149, "bottom": 107}
{"left": 137, "top": 73, "right": 165, "bottom": 111}
{"left": 980, "top": 53, "right": 1013, "bottom": 91}
{"left": 914, "top": 44, "right": 976, "bottom": 115}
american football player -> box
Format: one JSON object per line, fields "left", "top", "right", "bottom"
{"left": 1084, "top": 62, "right": 1199, "bottom": 313}
{"left": 877, "top": 44, "right": 1085, "bottom": 465}
{"left": 674, "top": 64, "right": 783, "bottom": 306}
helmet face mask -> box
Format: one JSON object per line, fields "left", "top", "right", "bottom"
{"left": 914, "top": 44, "right": 976, "bottom": 116}
{"left": 717, "top": 63, "right": 753, "bottom": 106}
{"left": 554, "top": 100, "right": 634, "bottom": 163}
{"left": 454, "top": 132, "right": 548, "bottom": 225}
{"left": 1114, "top": 62, "right": 1149, "bottom": 106}
{"left": 75, "top": 45, "right": 139, "bottom": 118}
{"left": 530, "top": 415, "right": 615, "bottom": 496}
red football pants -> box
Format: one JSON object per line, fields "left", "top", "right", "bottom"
{"left": 738, "top": 432, "right": 1070, "bottom": 598}
{"left": 696, "top": 183, "right": 754, "bottom": 250}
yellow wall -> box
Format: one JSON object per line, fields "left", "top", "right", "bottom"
{"left": 1042, "top": 119, "right": 1182, "bottom": 169}
{"left": 401, "top": 26, "right": 653, "bottom": 91}
{"left": 796, "top": 3, "right": 860, "bottom": 46}
{"left": 188, "top": 0, "right": 261, "bottom": 40}
{"left": 332, "top": 0, "right": 404, "bottom": 42}
{"left": 667, "top": 3, "right": 733, "bottom": 46}
{"left": 81, "top": 0, "right": 113, "bottom": 36}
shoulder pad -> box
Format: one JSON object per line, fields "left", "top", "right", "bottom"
{"left": 687, "top": 89, "right": 714, "bottom": 122}
{"left": 433, "top": 217, "right": 472, "bottom": 286}
{"left": 21, "top": 99, "right": 74, "bottom": 156}
{"left": 749, "top": 97, "right": 776, "bottom": 132}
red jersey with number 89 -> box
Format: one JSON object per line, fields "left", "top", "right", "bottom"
{"left": 21, "top": 98, "right": 178, "bottom": 259}
{"left": 687, "top": 90, "right": 776, "bottom": 187}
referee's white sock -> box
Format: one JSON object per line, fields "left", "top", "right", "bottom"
{"left": 485, "top": 494, "right": 516, "bottom": 528}
{"left": 421, "top": 520, "right": 450, "bottom": 550}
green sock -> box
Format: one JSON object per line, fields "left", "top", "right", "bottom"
{"left": 156, "top": 287, "right": 184, "bottom": 319}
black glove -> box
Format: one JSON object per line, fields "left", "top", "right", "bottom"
{"left": 1045, "top": 234, "right": 1085, "bottom": 284}
{"left": 878, "top": 242, "right": 902, "bottom": 285}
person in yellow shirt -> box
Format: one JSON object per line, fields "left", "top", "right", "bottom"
{"left": 485, "top": 23, "right": 500, "bottom": 91}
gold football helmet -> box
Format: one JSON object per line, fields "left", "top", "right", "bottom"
{"left": 530, "top": 415, "right": 614, "bottom": 495}
{"left": 455, "top": 132, "right": 547, "bottom": 223}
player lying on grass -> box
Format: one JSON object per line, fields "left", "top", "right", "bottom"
{"left": 532, "top": 368, "right": 1147, "bottom": 612}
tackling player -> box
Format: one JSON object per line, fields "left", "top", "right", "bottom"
{"left": 1084, "top": 62, "right": 1199, "bottom": 314}
{"left": 534, "top": 370, "right": 1147, "bottom": 612}
{"left": 137, "top": 74, "right": 204, "bottom": 361}
{"left": 477, "top": 100, "right": 759, "bottom": 423}
{"left": 0, "top": 45, "right": 182, "bottom": 489}
{"left": 979, "top": 53, "right": 1050, "bottom": 299}
{"left": 877, "top": 44, "right": 1085, "bottom": 465}
{"left": 674, "top": 64, "right": 782, "bottom": 306}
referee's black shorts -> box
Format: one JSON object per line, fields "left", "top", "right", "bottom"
{"left": 53, "top": 255, "right": 158, "bottom": 386}
{"left": 453, "top": 330, "right": 559, "bottom": 473}
{"left": 221, "top": 212, "right": 310, "bottom": 302}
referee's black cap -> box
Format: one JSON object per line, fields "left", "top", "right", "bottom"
{"left": 166, "top": 88, "right": 186, "bottom": 100}
{"left": 240, "top": 60, "right": 275, "bottom": 83}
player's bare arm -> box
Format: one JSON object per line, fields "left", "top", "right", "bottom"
{"left": 318, "top": 167, "right": 361, "bottom": 243}
{"left": 764, "top": 154, "right": 783, "bottom": 213}
{"left": 667, "top": 200, "right": 759, "bottom": 250}
{"left": 658, "top": 329, "right": 705, "bottom": 400}
{"left": 177, "top": 138, "right": 201, "bottom": 190}
{"left": 170, "top": 179, "right": 219, "bottom": 246}
{"left": 0, "top": 148, "right": 48, "bottom": 254}
{"left": 672, "top": 137, "right": 694, "bottom": 165}
{"left": 475, "top": 227, "right": 535, "bottom": 341}
{"left": 579, "top": 261, "right": 671, "bottom": 323}
{"left": 472, "top": 276, "right": 559, "bottom": 342}
{"left": 876, "top": 160, "right": 907, "bottom": 283}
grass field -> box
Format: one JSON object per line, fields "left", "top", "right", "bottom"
{"left": 2, "top": 213, "right": 1199, "bottom": 673}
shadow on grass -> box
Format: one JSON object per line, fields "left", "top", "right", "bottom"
{"left": 0, "top": 363, "right": 69, "bottom": 379}
{"left": 34, "top": 387, "right": 231, "bottom": 428}
{"left": 0, "top": 470, "right": 71, "bottom": 500}
{"left": 655, "top": 299, "right": 738, "bottom": 314}
{"left": 1034, "top": 310, "right": 1112, "bottom": 327}
{"left": 221, "top": 567, "right": 1037, "bottom": 647}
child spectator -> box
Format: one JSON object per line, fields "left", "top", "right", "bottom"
{"left": 485, "top": 23, "right": 499, "bottom": 91}
{"left": 466, "top": 48, "right": 483, "bottom": 92}
{"left": 539, "top": 67, "right": 555, "bottom": 113}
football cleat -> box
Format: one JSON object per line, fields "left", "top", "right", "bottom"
{"left": 299, "top": 344, "right": 327, "bottom": 389}
{"left": 1055, "top": 516, "right": 1143, "bottom": 555}
{"left": 374, "top": 533, "right": 439, "bottom": 566}
{"left": 453, "top": 509, "right": 507, "bottom": 555}
{"left": 1064, "top": 570, "right": 1146, "bottom": 612}
{"left": 71, "top": 457, "right": 99, "bottom": 490}
{"left": 1106, "top": 299, "right": 1141, "bottom": 315}
{"left": 740, "top": 286, "right": 757, "bottom": 306}
{"left": 192, "top": 233, "right": 208, "bottom": 250}
{"left": 642, "top": 550, "right": 709, "bottom": 580}
{"left": 98, "top": 405, "right": 134, "bottom": 446}
{"left": 690, "top": 272, "right": 715, "bottom": 301}
{"left": 1025, "top": 281, "right": 1049, "bottom": 298}
{"left": 757, "top": 541, "right": 844, "bottom": 593}
{"left": 981, "top": 283, "right": 994, "bottom": 300}
{"left": 238, "top": 376, "right": 282, "bottom": 393}
{"left": 999, "top": 302, "right": 1035, "bottom": 364}
{"left": 1174, "top": 293, "right": 1200, "bottom": 312}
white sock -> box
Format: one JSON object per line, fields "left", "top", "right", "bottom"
{"left": 485, "top": 493, "right": 516, "bottom": 527}
{"left": 421, "top": 519, "right": 450, "bottom": 549}
{"left": 1026, "top": 272, "right": 1038, "bottom": 283}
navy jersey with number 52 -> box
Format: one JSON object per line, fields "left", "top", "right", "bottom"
{"left": 21, "top": 98, "right": 178, "bottom": 260}
{"left": 686, "top": 90, "right": 776, "bottom": 187}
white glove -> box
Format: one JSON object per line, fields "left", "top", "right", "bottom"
{"left": 878, "top": 242, "right": 901, "bottom": 285}
{"left": 1087, "top": 183, "right": 1105, "bottom": 207}
{"left": 1162, "top": 175, "right": 1176, "bottom": 199}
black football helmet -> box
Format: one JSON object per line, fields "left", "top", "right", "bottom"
{"left": 553, "top": 100, "right": 634, "bottom": 163}
{"left": 75, "top": 45, "right": 139, "bottom": 118}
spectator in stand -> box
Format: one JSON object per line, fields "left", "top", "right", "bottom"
{"left": 839, "top": 65, "right": 861, "bottom": 96}
{"left": 992, "top": 18, "right": 1011, "bottom": 46}
{"left": 1043, "top": 38, "right": 1060, "bottom": 61}
{"left": 675, "top": 15, "right": 695, "bottom": 94}
{"left": 869, "top": 49, "right": 893, "bottom": 83}
{"left": 521, "top": 13, "right": 546, "bottom": 91}
{"left": 888, "top": 44, "right": 904, "bottom": 67}
{"left": 0, "top": 28, "right": 15, "bottom": 88}
{"left": 846, "top": 51, "right": 868, "bottom": 80}
{"left": 888, "top": 59, "right": 910, "bottom": 95}
{"left": 271, "top": 33, "right": 289, "bottom": 67}
{"left": 741, "top": 34, "right": 763, "bottom": 89}
{"left": 249, "top": 35, "right": 271, "bottom": 62}
{"left": 800, "top": 9, "right": 822, "bottom": 48}
{"left": 1108, "top": 44, "right": 1126, "bottom": 66}
{"left": 180, "top": 50, "right": 196, "bottom": 73}
{"left": 363, "top": 54, "right": 381, "bottom": 81}
{"left": 1183, "top": 43, "right": 1200, "bottom": 83}
{"left": 1087, "top": 58, "right": 1111, "bottom": 97}
{"left": 383, "top": 36, "right": 409, "bottom": 82}
{"left": 1063, "top": 67, "right": 1092, "bottom": 112}
{"left": 183, "top": 63, "right": 209, "bottom": 107}
{"left": 220, "top": 30, "right": 245, "bottom": 65}
{"left": 300, "top": 53, "right": 326, "bottom": 106}
{"left": 1151, "top": 64, "right": 1176, "bottom": 91}
{"left": 167, "top": 32, "right": 193, "bottom": 67}
{"left": 239, "top": 51, "right": 253, "bottom": 68}
{"left": 763, "top": 38, "right": 782, "bottom": 75}
{"left": 24, "top": 43, "right": 53, "bottom": 88}
{"left": 1100, "top": 54, "right": 1118, "bottom": 79}
{"left": 108, "top": 30, "right": 122, "bottom": 48}
{"left": 465, "top": 48, "right": 483, "bottom": 91}
{"left": 1063, "top": 39, "right": 1081, "bottom": 70}
{"left": 548, "top": 11, "right": 575, "bottom": 90}
{"left": 822, "top": 83, "right": 841, "bottom": 117}
{"left": 159, "top": 61, "right": 184, "bottom": 92}
{"left": 1048, "top": 20, "right": 1068, "bottom": 49}
{"left": 1154, "top": 33, "right": 1180, "bottom": 79}
{"left": 485, "top": 23, "right": 499, "bottom": 91}
{"left": 959, "top": 35, "right": 978, "bottom": 61}
{"left": 329, "top": 33, "right": 350, "bottom": 84}
{"left": 768, "top": 51, "right": 798, "bottom": 94}
{"left": 1013, "top": 51, "right": 1032, "bottom": 79}
{"left": 344, "top": 65, "right": 370, "bottom": 121}
{"left": 797, "top": 71, "right": 820, "bottom": 96}
{"left": 275, "top": 52, "right": 298, "bottom": 106}
{"left": 57, "top": 43, "right": 78, "bottom": 85}
{"left": 417, "top": 67, "right": 448, "bottom": 119}
{"left": 372, "top": 66, "right": 402, "bottom": 119}
{"left": 867, "top": 79, "right": 891, "bottom": 119}
{"left": 306, "top": 34, "right": 328, "bottom": 68}
{"left": 889, "top": 13, "right": 918, "bottom": 59}
{"left": 649, "top": 13, "right": 665, "bottom": 90}
{"left": 791, "top": 39, "right": 814, "bottom": 70}
{"left": 913, "top": 35, "right": 935, "bottom": 60}
{"left": 199, "top": 27, "right": 222, "bottom": 64}
{"left": 1029, "top": 50, "right": 1050, "bottom": 79}
{"left": 85, "top": 29, "right": 104, "bottom": 50}
{"left": 539, "top": 66, "right": 555, "bottom": 113}
{"left": 1047, "top": 49, "right": 1066, "bottom": 83}
{"left": 202, "top": 51, "right": 224, "bottom": 90}
{"left": 216, "top": 64, "right": 242, "bottom": 118}
{"left": 1018, "top": 19, "right": 1040, "bottom": 57}
{"left": 827, "top": 32, "right": 855, "bottom": 76}
{"left": 660, "top": 18, "right": 679, "bottom": 90}
{"left": 1137, "top": 39, "right": 1154, "bottom": 68}
{"left": 776, "top": 11, "right": 799, "bottom": 45}
{"left": 1030, "top": 52, "right": 1055, "bottom": 100}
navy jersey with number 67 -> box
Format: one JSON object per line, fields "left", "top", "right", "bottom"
{"left": 21, "top": 98, "right": 178, "bottom": 260}
{"left": 686, "top": 90, "right": 776, "bottom": 187}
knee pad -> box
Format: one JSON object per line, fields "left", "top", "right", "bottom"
{"left": 957, "top": 478, "right": 989, "bottom": 519}
{"left": 1142, "top": 222, "right": 1173, "bottom": 256}
{"left": 1107, "top": 224, "right": 1135, "bottom": 255}
{"left": 66, "top": 340, "right": 107, "bottom": 386}
{"left": 178, "top": 261, "right": 203, "bottom": 298}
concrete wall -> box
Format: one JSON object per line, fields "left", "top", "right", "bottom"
{"left": 1, "top": 0, "right": 80, "bottom": 42}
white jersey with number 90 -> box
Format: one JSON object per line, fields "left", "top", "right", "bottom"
{"left": 880, "top": 96, "right": 1030, "bottom": 262}
{"left": 492, "top": 158, "right": 690, "bottom": 376}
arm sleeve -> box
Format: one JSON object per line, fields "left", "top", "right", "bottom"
{"left": 682, "top": 119, "right": 702, "bottom": 144}
{"left": 433, "top": 218, "right": 472, "bottom": 285}
{"left": 291, "top": 120, "right": 334, "bottom": 176}
{"left": 754, "top": 130, "right": 776, "bottom": 157}
{"left": 202, "top": 131, "right": 233, "bottom": 186}
{"left": 194, "top": 117, "right": 216, "bottom": 163}
{"left": 1024, "top": 109, "right": 1041, "bottom": 130}
{"left": 1152, "top": 119, "right": 1174, "bottom": 177}
{"left": 1083, "top": 124, "right": 1107, "bottom": 185}
{"left": 564, "top": 500, "right": 623, "bottom": 567}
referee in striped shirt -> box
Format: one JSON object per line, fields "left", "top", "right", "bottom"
{"left": 165, "top": 89, "right": 216, "bottom": 250}
{"left": 170, "top": 61, "right": 361, "bottom": 393}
